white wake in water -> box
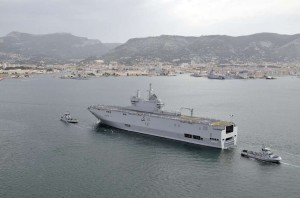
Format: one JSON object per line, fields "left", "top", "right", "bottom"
{"left": 74, "top": 124, "right": 94, "bottom": 130}
{"left": 281, "top": 162, "right": 300, "bottom": 168}
{"left": 279, "top": 150, "right": 300, "bottom": 157}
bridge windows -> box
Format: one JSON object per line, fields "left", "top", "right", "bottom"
{"left": 226, "top": 125, "right": 234, "bottom": 133}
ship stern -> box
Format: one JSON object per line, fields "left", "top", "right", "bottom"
{"left": 221, "top": 125, "right": 238, "bottom": 149}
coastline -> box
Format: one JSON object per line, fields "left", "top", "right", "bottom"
{"left": 1, "top": 63, "right": 300, "bottom": 81}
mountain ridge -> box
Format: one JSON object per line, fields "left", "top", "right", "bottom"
{"left": 1, "top": 32, "right": 300, "bottom": 65}
{"left": 102, "top": 33, "right": 300, "bottom": 64}
{"left": 0, "top": 31, "right": 121, "bottom": 64}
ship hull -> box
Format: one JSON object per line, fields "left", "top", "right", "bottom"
{"left": 88, "top": 106, "right": 237, "bottom": 149}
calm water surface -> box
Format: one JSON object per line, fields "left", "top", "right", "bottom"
{"left": 0, "top": 75, "right": 300, "bottom": 198}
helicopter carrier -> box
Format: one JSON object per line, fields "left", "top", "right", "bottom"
{"left": 88, "top": 84, "right": 237, "bottom": 149}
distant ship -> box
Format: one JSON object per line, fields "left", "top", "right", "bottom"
{"left": 265, "top": 76, "right": 276, "bottom": 80}
{"left": 207, "top": 70, "right": 225, "bottom": 80}
{"left": 88, "top": 84, "right": 237, "bottom": 149}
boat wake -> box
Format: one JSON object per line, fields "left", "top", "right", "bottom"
{"left": 281, "top": 162, "right": 300, "bottom": 168}
{"left": 279, "top": 150, "right": 300, "bottom": 157}
{"left": 74, "top": 123, "right": 94, "bottom": 130}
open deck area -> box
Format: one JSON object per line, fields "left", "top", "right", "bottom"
{"left": 89, "top": 105, "right": 235, "bottom": 127}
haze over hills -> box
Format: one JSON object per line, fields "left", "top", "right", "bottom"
{"left": 0, "top": 31, "right": 120, "bottom": 64}
{"left": 1, "top": 32, "right": 300, "bottom": 65}
{"left": 102, "top": 33, "right": 300, "bottom": 65}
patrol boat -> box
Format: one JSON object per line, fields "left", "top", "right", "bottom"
{"left": 60, "top": 112, "right": 78, "bottom": 124}
{"left": 241, "top": 147, "right": 282, "bottom": 163}
{"left": 88, "top": 84, "right": 237, "bottom": 149}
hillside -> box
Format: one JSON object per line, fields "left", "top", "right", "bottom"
{"left": 0, "top": 31, "right": 121, "bottom": 64}
{"left": 102, "top": 33, "right": 300, "bottom": 64}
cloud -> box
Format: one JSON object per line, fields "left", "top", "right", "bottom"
{"left": 0, "top": 0, "right": 299, "bottom": 42}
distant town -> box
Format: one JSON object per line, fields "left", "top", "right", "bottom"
{"left": 1, "top": 32, "right": 300, "bottom": 81}
{"left": 1, "top": 60, "right": 300, "bottom": 81}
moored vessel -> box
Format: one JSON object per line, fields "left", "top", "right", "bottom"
{"left": 265, "top": 76, "right": 276, "bottom": 80}
{"left": 88, "top": 84, "right": 237, "bottom": 149}
{"left": 207, "top": 70, "right": 225, "bottom": 80}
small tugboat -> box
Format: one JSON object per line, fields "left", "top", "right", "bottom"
{"left": 241, "top": 147, "right": 282, "bottom": 163}
{"left": 60, "top": 112, "right": 78, "bottom": 124}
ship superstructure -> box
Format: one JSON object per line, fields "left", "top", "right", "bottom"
{"left": 88, "top": 84, "right": 237, "bottom": 149}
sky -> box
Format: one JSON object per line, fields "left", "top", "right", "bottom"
{"left": 1, "top": 0, "right": 300, "bottom": 43}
